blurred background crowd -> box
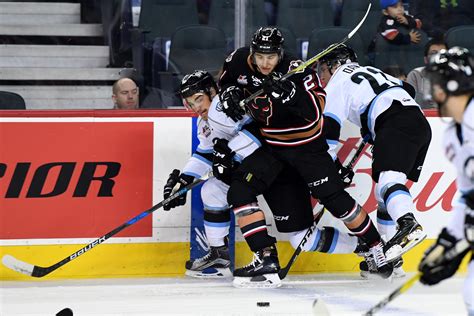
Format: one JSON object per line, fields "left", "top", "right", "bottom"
{"left": 0, "top": 0, "right": 473, "bottom": 110}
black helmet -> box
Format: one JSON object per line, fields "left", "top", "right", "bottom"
{"left": 424, "top": 46, "right": 474, "bottom": 96}
{"left": 319, "top": 44, "right": 358, "bottom": 69}
{"left": 251, "top": 26, "right": 284, "bottom": 59}
{"left": 179, "top": 70, "right": 217, "bottom": 99}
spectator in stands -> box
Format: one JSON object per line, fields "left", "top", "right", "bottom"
{"left": 112, "top": 78, "right": 139, "bottom": 109}
{"left": 406, "top": 38, "right": 448, "bottom": 109}
{"left": 377, "top": 0, "right": 422, "bottom": 45}
{"left": 383, "top": 65, "right": 407, "bottom": 81}
{"left": 410, "top": 0, "right": 474, "bottom": 38}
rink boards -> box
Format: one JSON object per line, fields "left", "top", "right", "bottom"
{"left": 0, "top": 110, "right": 468, "bottom": 280}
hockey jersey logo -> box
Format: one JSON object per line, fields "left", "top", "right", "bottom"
{"left": 202, "top": 124, "right": 212, "bottom": 138}
{"left": 237, "top": 75, "right": 248, "bottom": 85}
{"left": 251, "top": 76, "right": 263, "bottom": 87}
{"left": 249, "top": 95, "right": 273, "bottom": 125}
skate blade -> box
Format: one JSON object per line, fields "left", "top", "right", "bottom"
{"left": 185, "top": 267, "right": 232, "bottom": 279}
{"left": 360, "top": 267, "right": 405, "bottom": 280}
{"left": 385, "top": 229, "right": 427, "bottom": 262}
{"left": 232, "top": 273, "right": 282, "bottom": 288}
{"left": 360, "top": 271, "right": 392, "bottom": 280}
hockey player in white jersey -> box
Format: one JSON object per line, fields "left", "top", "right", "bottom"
{"left": 418, "top": 47, "right": 474, "bottom": 315}
{"left": 318, "top": 44, "right": 431, "bottom": 278}
{"left": 163, "top": 70, "right": 258, "bottom": 278}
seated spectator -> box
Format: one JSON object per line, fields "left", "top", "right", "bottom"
{"left": 378, "top": 0, "right": 422, "bottom": 45}
{"left": 406, "top": 38, "right": 448, "bottom": 109}
{"left": 383, "top": 65, "right": 407, "bottom": 81}
{"left": 112, "top": 78, "right": 139, "bottom": 109}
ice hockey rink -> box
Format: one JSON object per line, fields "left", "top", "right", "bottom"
{"left": 0, "top": 273, "right": 466, "bottom": 316}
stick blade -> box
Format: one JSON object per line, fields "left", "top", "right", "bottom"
{"left": 2, "top": 254, "right": 34, "bottom": 276}
{"left": 312, "top": 297, "right": 331, "bottom": 315}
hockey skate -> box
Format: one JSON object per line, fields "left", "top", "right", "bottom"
{"left": 360, "top": 256, "right": 405, "bottom": 279}
{"left": 185, "top": 245, "right": 231, "bottom": 278}
{"left": 356, "top": 239, "right": 404, "bottom": 279}
{"left": 360, "top": 242, "right": 393, "bottom": 279}
{"left": 233, "top": 245, "right": 281, "bottom": 288}
{"left": 384, "top": 213, "right": 427, "bottom": 262}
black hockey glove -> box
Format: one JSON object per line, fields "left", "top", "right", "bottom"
{"left": 163, "top": 169, "right": 194, "bottom": 211}
{"left": 212, "top": 138, "right": 236, "bottom": 185}
{"left": 464, "top": 190, "right": 474, "bottom": 249}
{"left": 463, "top": 189, "right": 474, "bottom": 209}
{"left": 220, "top": 86, "right": 245, "bottom": 122}
{"left": 418, "top": 228, "right": 469, "bottom": 286}
{"left": 262, "top": 72, "right": 297, "bottom": 105}
{"left": 334, "top": 158, "right": 355, "bottom": 188}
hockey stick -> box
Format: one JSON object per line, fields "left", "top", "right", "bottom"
{"left": 240, "top": 3, "right": 372, "bottom": 107}
{"left": 2, "top": 173, "right": 212, "bottom": 278}
{"left": 278, "top": 209, "right": 321, "bottom": 280}
{"left": 345, "top": 135, "right": 369, "bottom": 172}
{"left": 363, "top": 239, "right": 470, "bottom": 315}
{"left": 278, "top": 137, "right": 369, "bottom": 280}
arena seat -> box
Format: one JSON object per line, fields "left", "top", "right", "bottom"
{"left": 308, "top": 27, "right": 367, "bottom": 65}
{"left": 276, "top": 0, "right": 334, "bottom": 41}
{"left": 445, "top": 25, "right": 474, "bottom": 53}
{"left": 0, "top": 91, "right": 26, "bottom": 109}
{"left": 373, "top": 31, "right": 429, "bottom": 73}
{"left": 131, "top": 0, "right": 199, "bottom": 85}
{"left": 340, "top": 0, "right": 380, "bottom": 53}
{"left": 167, "top": 25, "right": 227, "bottom": 77}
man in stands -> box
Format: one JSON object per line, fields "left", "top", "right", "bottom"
{"left": 112, "top": 77, "right": 139, "bottom": 109}
{"left": 406, "top": 38, "right": 448, "bottom": 109}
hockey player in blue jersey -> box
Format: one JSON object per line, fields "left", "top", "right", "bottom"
{"left": 418, "top": 47, "right": 474, "bottom": 315}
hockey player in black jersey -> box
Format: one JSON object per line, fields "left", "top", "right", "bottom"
{"left": 318, "top": 44, "right": 432, "bottom": 278}
{"left": 218, "top": 27, "right": 394, "bottom": 285}
{"left": 418, "top": 47, "right": 474, "bottom": 315}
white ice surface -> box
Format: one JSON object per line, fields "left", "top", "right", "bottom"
{"left": 0, "top": 273, "right": 466, "bottom": 316}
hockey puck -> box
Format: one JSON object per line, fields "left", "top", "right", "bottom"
{"left": 257, "top": 302, "right": 270, "bottom": 307}
{"left": 56, "top": 308, "right": 73, "bottom": 316}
